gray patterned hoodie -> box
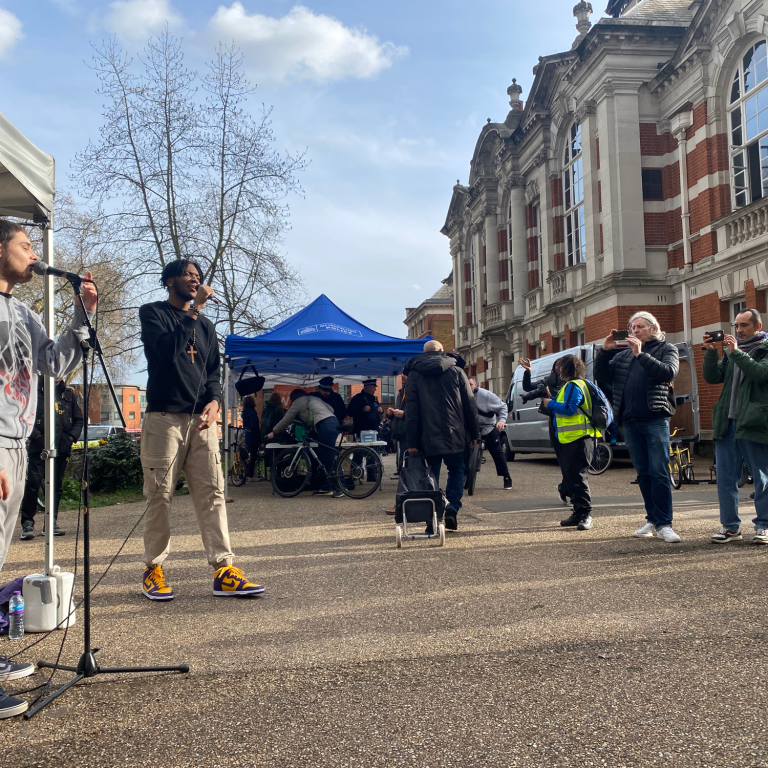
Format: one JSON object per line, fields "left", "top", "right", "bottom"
{"left": 0, "top": 294, "right": 90, "bottom": 466}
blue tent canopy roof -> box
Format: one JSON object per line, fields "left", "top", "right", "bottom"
{"left": 224, "top": 294, "right": 431, "bottom": 384}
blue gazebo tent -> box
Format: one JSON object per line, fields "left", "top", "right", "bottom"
{"left": 224, "top": 294, "right": 429, "bottom": 386}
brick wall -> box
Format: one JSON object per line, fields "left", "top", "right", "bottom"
{"left": 690, "top": 292, "right": 730, "bottom": 327}
{"left": 692, "top": 346, "right": 722, "bottom": 431}
{"left": 539, "top": 331, "right": 553, "bottom": 356}
{"left": 745, "top": 279, "right": 768, "bottom": 313}
{"left": 644, "top": 212, "right": 668, "bottom": 246}
{"left": 584, "top": 304, "right": 683, "bottom": 342}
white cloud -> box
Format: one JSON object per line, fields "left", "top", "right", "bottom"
{"left": 0, "top": 8, "right": 23, "bottom": 59}
{"left": 413, "top": 285, "right": 421, "bottom": 291}
{"left": 207, "top": 3, "right": 408, "bottom": 85}
{"left": 104, "top": 0, "right": 183, "bottom": 42}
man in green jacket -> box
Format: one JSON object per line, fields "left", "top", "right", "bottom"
{"left": 702, "top": 308, "right": 768, "bottom": 544}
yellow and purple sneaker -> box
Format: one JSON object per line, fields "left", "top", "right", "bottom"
{"left": 142, "top": 565, "right": 175, "bottom": 601}
{"left": 213, "top": 565, "right": 265, "bottom": 597}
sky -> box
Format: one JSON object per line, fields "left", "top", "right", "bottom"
{"left": 0, "top": 0, "right": 587, "bottom": 378}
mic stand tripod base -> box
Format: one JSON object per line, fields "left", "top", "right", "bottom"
{"left": 27, "top": 651, "right": 190, "bottom": 719}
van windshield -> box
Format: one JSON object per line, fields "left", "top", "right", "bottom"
{"left": 87, "top": 427, "right": 112, "bottom": 440}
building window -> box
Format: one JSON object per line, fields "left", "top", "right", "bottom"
{"left": 506, "top": 197, "right": 514, "bottom": 296}
{"left": 140, "top": 395, "right": 146, "bottom": 405}
{"left": 100, "top": 411, "right": 109, "bottom": 422}
{"left": 729, "top": 40, "right": 768, "bottom": 208}
{"left": 470, "top": 237, "right": 478, "bottom": 324}
{"left": 579, "top": 331, "right": 586, "bottom": 346}
{"left": 380, "top": 377, "right": 397, "bottom": 405}
{"left": 563, "top": 122, "right": 586, "bottom": 266}
{"left": 129, "top": 394, "right": 135, "bottom": 403}
{"left": 732, "top": 298, "right": 747, "bottom": 319}
{"left": 129, "top": 411, "right": 135, "bottom": 420}
{"left": 641, "top": 168, "right": 664, "bottom": 200}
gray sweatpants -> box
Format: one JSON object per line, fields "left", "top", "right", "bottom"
{"left": 0, "top": 446, "right": 27, "bottom": 572}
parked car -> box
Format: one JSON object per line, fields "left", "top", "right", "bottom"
{"left": 501, "top": 342, "right": 699, "bottom": 462}
{"left": 71, "top": 424, "right": 126, "bottom": 451}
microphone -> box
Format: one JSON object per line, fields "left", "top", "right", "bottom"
{"left": 32, "top": 261, "right": 90, "bottom": 283}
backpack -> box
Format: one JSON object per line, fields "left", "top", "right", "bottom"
{"left": 576, "top": 379, "right": 614, "bottom": 431}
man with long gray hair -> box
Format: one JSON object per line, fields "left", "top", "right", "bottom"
{"left": 595, "top": 311, "right": 681, "bottom": 542}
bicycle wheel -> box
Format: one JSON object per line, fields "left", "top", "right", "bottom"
{"left": 465, "top": 443, "right": 481, "bottom": 496}
{"left": 272, "top": 448, "right": 313, "bottom": 498}
{"left": 336, "top": 446, "right": 382, "bottom": 499}
{"left": 587, "top": 442, "right": 613, "bottom": 475}
{"left": 230, "top": 458, "right": 246, "bottom": 487}
{"left": 682, "top": 464, "right": 695, "bottom": 484}
{"left": 738, "top": 461, "right": 750, "bottom": 488}
{"left": 669, "top": 457, "right": 682, "bottom": 490}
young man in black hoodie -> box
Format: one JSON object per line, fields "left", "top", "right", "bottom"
{"left": 405, "top": 340, "right": 479, "bottom": 531}
{"left": 138, "top": 260, "right": 264, "bottom": 601}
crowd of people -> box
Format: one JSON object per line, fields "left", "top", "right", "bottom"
{"left": 0, "top": 217, "right": 766, "bottom": 718}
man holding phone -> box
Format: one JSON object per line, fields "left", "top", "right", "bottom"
{"left": 703, "top": 309, "right": 768, "bottom": 544}
{"left": 595, "top": 312, "right": 681, "bottom": 542}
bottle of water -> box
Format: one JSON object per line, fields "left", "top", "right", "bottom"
{"left": 8, "top": 591, "right": 24, "bottom": 640}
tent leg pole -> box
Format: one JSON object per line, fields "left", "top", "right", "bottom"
{"left": 42, "top": 222, "right": 55, "bottom": 576}
{"left": 223, "top": 357, "right": 229, "bottom": 491}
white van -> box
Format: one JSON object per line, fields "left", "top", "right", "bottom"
{"left": 500, "top": 342, "right": 699, "bottom": 461}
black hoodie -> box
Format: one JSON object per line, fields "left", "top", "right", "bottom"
{"left": 404, "top": 351, "right": 479, "bottom": 457}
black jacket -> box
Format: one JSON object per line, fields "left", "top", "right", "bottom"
{"left": 347, "top": 390, "right": 381, "bottom": 433}
{"left": 404, "top": 352, "right": 479, "bottom": 457}
{"left": 241, "top": 404, "right": 260, "bottom": 446}
{"left": 309, "top": 390, "right": 346, "bottom": 423}
{"left": 595, "top": 340, "right": 679, "bottom": 423}
{"left": 260, "top": 400, "right": 285, "bottom": 443}
{"left": 29, "top": 380, "right": 84, "bottom": 458}
{"left": 139, "top": 301, "right": 221, "bottom": 413}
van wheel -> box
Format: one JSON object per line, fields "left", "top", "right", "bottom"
{"left": 502, "top": 435, "right": 515, "bottom": 462}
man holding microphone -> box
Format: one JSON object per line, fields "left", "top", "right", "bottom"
{"left": 138, "top": 259, "right": 264, "bottom": 601}
{"left": 0, "top": 220, "right": 96, "bottom": 717}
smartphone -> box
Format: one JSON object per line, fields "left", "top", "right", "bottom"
{"left": 706, "top": 330, "right": 724, "bottom": 342}
{"left": 612, "top": 330, "right": 629, "bottom": 341}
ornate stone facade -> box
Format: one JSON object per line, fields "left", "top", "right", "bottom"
{"left": 441, "top": 0, "right": 768, "bottom": 435}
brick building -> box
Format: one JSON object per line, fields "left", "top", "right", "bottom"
{"left": 77, "top": 384, "right": 146, "bottom": 430}
{"left": 442, "top": 0, "right": 768, "bottom": 437}
{"left": 404, "top": 275, "right": 455, "bottom": 350}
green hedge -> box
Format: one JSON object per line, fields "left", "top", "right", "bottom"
{"left": 88, "top": 433, "right": 144, "bottom": 494}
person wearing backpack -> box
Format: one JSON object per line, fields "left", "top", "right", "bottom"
{"left": 541, "top": 354, "right": 598, "bottom": 530}
{"left": 595, "top": 311, "right": 681, "bottom": 543}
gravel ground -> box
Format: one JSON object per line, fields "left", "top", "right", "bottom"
{"left": 0, "top": 451, "right": 765, "bottom": 768}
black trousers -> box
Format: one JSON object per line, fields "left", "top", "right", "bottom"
{"left": 483, "top": 428, "right": 510, "bottom": 478}
{"left": 558, "top": 436, "right": 592, "bottom": 518}
{"left": 21, "top": 452, "right": 68, "bottom": 526}
{"left": 549, "top": 417, "right": 569, "bottom": 499}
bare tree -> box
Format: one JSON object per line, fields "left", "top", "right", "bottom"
{"left": 15, "top": 194, "right": 137, "bottom": 383}
{"left": 73, "top": 31, "right": 307, "bottom": 343}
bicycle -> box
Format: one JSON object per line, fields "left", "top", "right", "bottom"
{"left": 271, "top": 424, "right": 383, "bottom": 499}
{"left": 668, "top": 426, "right": 695, "bottom": 489}
{"left": 587, "top": 440, "right": 613, "bottom": 475}
{"left": 226, "top": 427, "right": 248, "bottom": 487}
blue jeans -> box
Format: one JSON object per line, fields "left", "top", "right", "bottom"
{"left": 622, "top": 419, "right": 673, "bottom": 528}
{"left": 315, "top": 416, "right": 339, "bottom": 491}
{"left": 428, "top": 453, "right": 465, "bottom": 512}
{"left": 715, "top": 419, "right": 768, "bottom": 530}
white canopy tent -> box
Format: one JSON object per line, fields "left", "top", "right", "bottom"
{"left": 0, "top": 109, "right": 58, "bottom": 575}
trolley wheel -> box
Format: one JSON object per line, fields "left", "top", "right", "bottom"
{"left": 682, "top": 465, "right": 695, "bottom": 485}
{"left": 669, "top": 457, "right": 682, "bottom": 490}
{"left": 230, "top": 460, "right": 246, "bottom": 487}
{"left": 271, "top": 448, "right": 313, "bottom": 498}
{"left": 438, "top": 523, "right": 445, "bottom": 547}
{"left": 738, "top": 461, "right": 750, "bottom": 488}
{"left": 587, "top": 442, "right": 613, "bottom": 475}
{"left": 395, "top": 525, "right": 403, "bottom": 548}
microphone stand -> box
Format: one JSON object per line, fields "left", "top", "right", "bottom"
{"left": 26, "top": 278, "right": 189, "bottom": 719}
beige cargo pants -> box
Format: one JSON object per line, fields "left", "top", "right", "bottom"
{"left": 140, "top": 412, "right": 234, "bottom": 569}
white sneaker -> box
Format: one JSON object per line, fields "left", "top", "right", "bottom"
{"left": 753, "top": 527, "right": 768, "bottom": 545}
{"left": 633, "top": 522, "right": 655, "bottom": 538}
{"left": 656, "top": 525, "right": 681, "bottom": 543}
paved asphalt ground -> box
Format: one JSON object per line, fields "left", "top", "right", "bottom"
{"left": 1, "top": 450, "right": 766, "bottom": 768}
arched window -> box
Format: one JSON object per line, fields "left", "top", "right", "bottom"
{"left": 563, "top": 122, "right": 586, "bottom": 265}
{"left": 729, "top": 39, "right": 768, "bottom": 208}
{"left": 469, "top": 235, "right": 478, "bottom": 323}
{"left": 506, "top": 197, "right": 514, "bottom": 296}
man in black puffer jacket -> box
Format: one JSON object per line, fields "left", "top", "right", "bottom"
{"left": 595, "top": 311, "right": 681, "bottom": 543}
{"left": 405, "top": 340, "right": 479, "bottom": 531}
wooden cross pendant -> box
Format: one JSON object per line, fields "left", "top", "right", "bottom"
{"left": 187, "top": 345, "right": 197, "bottom": 363}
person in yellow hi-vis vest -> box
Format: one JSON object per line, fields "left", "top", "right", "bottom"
{"left": 541, "top": 354, "right": 599, "bottom": 531}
